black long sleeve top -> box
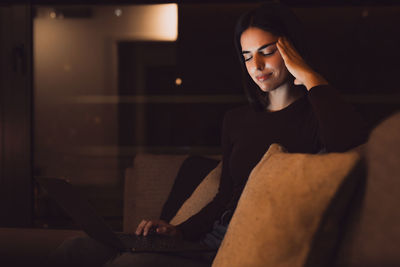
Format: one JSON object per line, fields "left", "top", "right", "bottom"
{"left": 176, "top": 84, "right": 368, "bottom": 241}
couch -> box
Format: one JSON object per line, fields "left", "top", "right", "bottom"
{"left": 123, "top": 111, "right": 400, "bottom": 267}
{"left": 0, "top": 112, "right": 399, "bottom": 267}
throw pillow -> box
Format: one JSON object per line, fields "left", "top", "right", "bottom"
{"left": 212, "top": 143, "right": 362, "bottom": 267}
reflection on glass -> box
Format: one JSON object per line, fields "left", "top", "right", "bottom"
{"left": 33, "top": 3, "right": 248, "bottom": 230}
{"left": 34, "top": 4, "right": 179, "bottom": 186}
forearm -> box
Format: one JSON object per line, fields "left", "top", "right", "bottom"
{"left": 176, "top": 198, "right": 228, "bottom": 241}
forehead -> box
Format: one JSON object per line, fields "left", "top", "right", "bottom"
{"left": 240, "top": 27, "right": 278, "bottom": 50}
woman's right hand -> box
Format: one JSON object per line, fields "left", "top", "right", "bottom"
{"left": 277, "top": 36, "right": 328, "bottom": 90}
{"left": 135, "top": 219, "right": 182, "bottom": 238}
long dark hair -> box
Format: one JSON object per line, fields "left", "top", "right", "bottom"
{"left": 234, "top": 2, "right": 309, "bottom": 111}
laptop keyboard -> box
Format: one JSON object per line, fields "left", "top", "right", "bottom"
{"left": 117, "top": 233, "right": 178, "bottom": 250}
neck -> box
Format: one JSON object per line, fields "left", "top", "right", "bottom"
{"left": 266, "top": 81, "right": 304, "bottom": 112}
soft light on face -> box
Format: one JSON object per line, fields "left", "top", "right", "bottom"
{"left": 240, "top": 27, "right": 289, "bottom": 92}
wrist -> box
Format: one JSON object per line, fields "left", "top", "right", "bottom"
{"left": 304, "top": 71, "right": 328, "bottom": 91}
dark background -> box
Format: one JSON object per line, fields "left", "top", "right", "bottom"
{"left": 1, "top": 0, "right": 399, "bottom": 229}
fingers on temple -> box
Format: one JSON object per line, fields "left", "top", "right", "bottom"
{"left": 279, "top": 37, "right": 299, "bottom": 59}
{"left": 277, "top": 39, "right": 289, "bottom": 60}
{"left": 278, "top": 37, "right": 297, "bottom": 61}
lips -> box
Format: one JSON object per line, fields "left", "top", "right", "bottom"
{"left": 256, "top": 73, "right": 272, "bottom": 82}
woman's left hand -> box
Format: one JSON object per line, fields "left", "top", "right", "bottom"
{"left": 277, "top": 36, "right": 328, "bottom": 90}
{"left": 135, "top": 219, "right": 182, "bottom": 238}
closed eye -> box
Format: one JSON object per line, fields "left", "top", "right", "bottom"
{"left": 243, "top": 49, "right": 277, "bottom": 62}
{"left": 242, "top": 41, "right": 278, "bottom": 62}
{"left": 260, "top": 48, "right": 277, "bottom": 57}
{"left": 243, "top": 53, "right": 252, "bottom": 62}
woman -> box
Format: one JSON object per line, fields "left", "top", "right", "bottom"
{"left": 136, "top": 1, "right": 366, "bottom": 244}
{"left": 52, "top": 3, "right": 367, "bottom": 266}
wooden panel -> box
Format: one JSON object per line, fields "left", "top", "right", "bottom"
{"left": 0, "top": 4, "right": 33, "bottom": 227}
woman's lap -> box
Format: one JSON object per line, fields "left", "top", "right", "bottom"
{"left": 48, "top": 235, "right": 118, "bottom": 267}
{"left": 104, "top": 252, "right": 211, "bottom": 267}
{"left": 49, "top": 235, "right": 213, "bottom": 267}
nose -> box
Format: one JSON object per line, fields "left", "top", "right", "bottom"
{"left": 252, "top": 53, "right": 265, "bottom": 71}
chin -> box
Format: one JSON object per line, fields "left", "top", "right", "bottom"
{"left": 258, "top": 77, "right": 291, "bottom": 92}
{"left": 257, "top": 83, "right": 277, "bottom": 92}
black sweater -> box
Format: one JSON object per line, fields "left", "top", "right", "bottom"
{"left": 176, "top": 84, "right": 367, "bottom": 241}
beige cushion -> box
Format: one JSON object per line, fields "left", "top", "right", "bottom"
{"left": 335, "top": 112, "right": 400, "bottom": 266}
{"left": 123, "top": 154, "right": 188, "bottom": 233}
{"left": 170, "top": 162, "right": 222, "bottom": 225}
{"left": 213, "top": 143, "right": 362, "bottom": 267}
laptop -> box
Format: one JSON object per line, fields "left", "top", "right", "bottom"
{"left": 35, "top": 177, "right": 215, "bottom": 253}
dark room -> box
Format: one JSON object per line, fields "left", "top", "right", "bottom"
{"left": 1, "top": 0, "right": 399, "bottom": 266}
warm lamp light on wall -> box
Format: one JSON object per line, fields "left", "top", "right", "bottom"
{"left": 136, "top": 3, "right": 178, "bottom": 41}
{"left": 154, "top": 3, "right": 178, "bottom": 41}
